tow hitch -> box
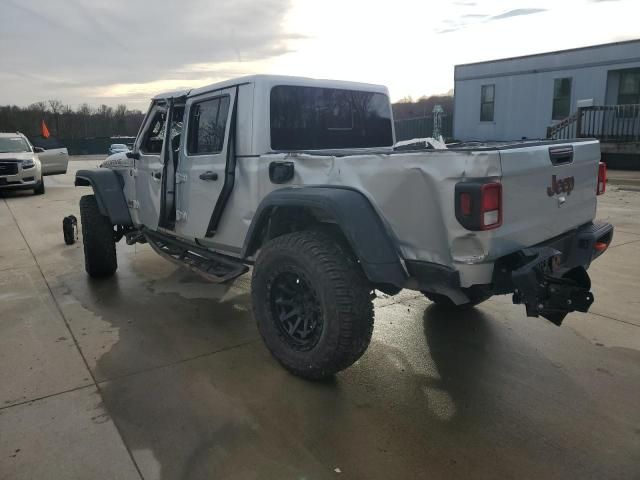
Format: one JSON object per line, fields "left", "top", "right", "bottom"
{"left": 499, "top": 247, "right": 594, "bottom": 326}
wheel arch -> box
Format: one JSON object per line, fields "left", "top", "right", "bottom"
{"left": 242, "top": 187, "right": 407, "bottom": 289}
{"left": 75, "top": 169, "right": 133, "bottom": 226}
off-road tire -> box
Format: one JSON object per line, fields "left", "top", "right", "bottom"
{"left": 79, "top": 194, "right": 117, "bottom": 278}
{"left": 33, "top": 180, "right": 45, "bottom": 195}
{"left": 423, "top": 287, "right": 492, "bottom": 310}
{"left": 252, "top": 230, "right": 374, "bottom": 380}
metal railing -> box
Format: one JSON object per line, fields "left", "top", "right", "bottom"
{"left": 548, "top": 104, "right": 640, "bottom": 142}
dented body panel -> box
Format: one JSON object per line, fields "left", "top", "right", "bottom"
{"left": 238, "top": 149, "right": 502, "bottom": 288}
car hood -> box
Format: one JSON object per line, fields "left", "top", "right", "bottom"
{"left": 0, "top": 152, "right": 35, "bottom": 161}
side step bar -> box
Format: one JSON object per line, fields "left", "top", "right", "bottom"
{"left": 144, "top": 230, "right": 248, "bottom": 283}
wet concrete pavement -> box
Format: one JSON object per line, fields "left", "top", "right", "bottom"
{"left": 1, "top": 157, "right": 639, "bottom": 479}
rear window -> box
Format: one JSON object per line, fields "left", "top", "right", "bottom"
{"left": 270, "top": 85, "right": 393, "bottom": 150}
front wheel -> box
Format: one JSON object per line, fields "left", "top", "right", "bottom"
{"left": 251, "top": 230, "right": 374, "bottom": 380}
{"left": 33, "top": 180, "right": 45, "bottom": 195}
{"left": 79, "top": 195, "right": 117, "bottom": 278}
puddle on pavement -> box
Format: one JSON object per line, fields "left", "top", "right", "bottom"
{"left": 44, "top": 248, "right": 640, "bottom": 480}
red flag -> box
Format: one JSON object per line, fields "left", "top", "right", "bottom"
{"left": 40, "top": 119, "right": 50, "bottom": 139}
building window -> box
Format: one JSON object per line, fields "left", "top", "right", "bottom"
{"left": 618, "top": 69, "right": 640, "bottom": 105}
{"left": 480, "top": 84, "right": 494, "bottom": 122}
{"left": 552, "top": 78, "right": 572, "bottom": 120}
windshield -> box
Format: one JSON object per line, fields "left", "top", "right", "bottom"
{"left": 0, "top": 137, "right": 31, "bottom": 153}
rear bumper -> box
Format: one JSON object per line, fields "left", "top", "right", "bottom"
{"left": 492, "top": 222, "right": 614, "bottom": 324}
{"left": 405, "top": 222, "right": 614, "bottom": 320}
{"left": 528, "top": 222, "right": 613, "bottom": 270}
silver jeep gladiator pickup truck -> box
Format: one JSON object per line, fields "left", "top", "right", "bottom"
{"left": 75, "top": 74, "right": 613, "bottom": 379}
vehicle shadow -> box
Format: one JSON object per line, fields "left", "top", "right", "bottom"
{"left": 0, "top": 189, "right": 34, "bottom": 199}
{"left": 422, "top": 304, "right": 496, "bottom": 421}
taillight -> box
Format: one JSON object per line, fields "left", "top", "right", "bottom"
{"left": 597, "top": 162, "right": 606, "bottom": 195}
{"left": 480, "top": 183, "right": 502, "bottom": 229}
{"left": 455, "top": 181, "right": 502, "bottom": 231}
{"left": 460, "top": 192, "right": 472, "bottom": 216}
{"left": 594, "top": 241, "right": 608, "bottom": 252}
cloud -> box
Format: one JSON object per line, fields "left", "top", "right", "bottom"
{"left": 0, "top": 0, "right": 297, "bottom": 107}
{"left": 437, "top": 4, "right": 548, "bottom": 35}
{"left": 488, "top": 8, "right": 548, "bottom": 21}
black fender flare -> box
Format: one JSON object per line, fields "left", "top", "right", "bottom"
{"left": 242, "top": 186, "right": 407, "bottom": 287}
{"left": 75, "top": 169, "right": 133, "bottom": 226}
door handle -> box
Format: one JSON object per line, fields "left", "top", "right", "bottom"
{"left": 152, "top": 171, "right": 162, "bottom": 180}
{"left": 199, "top": 171, "right": 218, "bottom": 181}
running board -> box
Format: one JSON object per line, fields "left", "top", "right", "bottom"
{"left": 144, "top": 230, "right": 248, "bottom": 283}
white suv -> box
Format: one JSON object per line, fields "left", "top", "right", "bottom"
{"left": 0, "top": 132, "right": 45, "bottom": 195}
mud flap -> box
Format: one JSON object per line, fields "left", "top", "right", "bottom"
{"left": 510, "top": 247, "right": 594, "bottom": 326}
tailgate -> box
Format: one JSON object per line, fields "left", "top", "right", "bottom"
{"left": 498, "top": 140, "right": 599, "bottom": 250}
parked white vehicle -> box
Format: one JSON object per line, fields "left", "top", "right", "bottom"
{"left": 108, "top": 143, "right": 129, "bottom": 155}
{"left": 75, "top": 75, "right": 613, "bottom": 379}
{"left": 0, "top": 132, "right": 47, "bottom": 194}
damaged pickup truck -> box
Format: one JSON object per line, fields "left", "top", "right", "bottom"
{"left": 75, "top": 75, "right": 613, "bottom": 379}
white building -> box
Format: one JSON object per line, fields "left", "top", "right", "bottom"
{"left": 453, "top": 39, "right": 640, "bottom": 142}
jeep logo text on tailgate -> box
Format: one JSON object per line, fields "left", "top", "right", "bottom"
{"left": 547, "top": 175, "right": 574, "bottom": 196}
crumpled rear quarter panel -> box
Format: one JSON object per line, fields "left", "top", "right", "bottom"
{"left": 256, "top": 150, "right": 502, "bottom": 286}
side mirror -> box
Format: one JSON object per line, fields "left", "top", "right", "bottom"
{"left": 126, "top": 151, "right": 140, "bottom": 160}
{"left": 34, "top": 147, "right": 45, "bottom": 153}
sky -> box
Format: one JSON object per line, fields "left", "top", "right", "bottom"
{"left": 0, "top": 0, "right": 637, "bottom": 110}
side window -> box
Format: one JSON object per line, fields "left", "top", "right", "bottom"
{"left": 552, "top": 78, "right": 572, "bottom": 120}
{"left": 141, "top": 111, "right": 166, "bottom": 154}
{"left": 187, "top": 96, "right": 230, "bottom": 155}
{"left": 480, "top": 84, "right": 495, "bottom": 122}
{"left": 169, "top": 106, "right": 185, "bottom": 153}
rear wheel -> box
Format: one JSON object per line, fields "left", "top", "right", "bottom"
{"left": 33, "top": 180, "right": 45, "bottom": 195}
{"left": 79, "top": 194, "right": 117, "bottom": 278}
{"left": 252, "top": 230, "right": 374, "bottom": 379}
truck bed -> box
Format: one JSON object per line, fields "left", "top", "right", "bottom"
{"left": 256, "top": 138, "right": 601, "bottom": 288}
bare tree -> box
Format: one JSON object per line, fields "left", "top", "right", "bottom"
{"left": 0, "top": 102, "right": 145, "bottom": 141}
{"left": 29, "top": 101, "right": 48, "bottom": 113}
{"left": 48, "top": 99, "right": 64, "bottom": 136}
{"left": 78, "top": 103, "right": 92, "bottom": 137}
{"left": 115, "top": 104, "right": 127, "bottom": 135}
